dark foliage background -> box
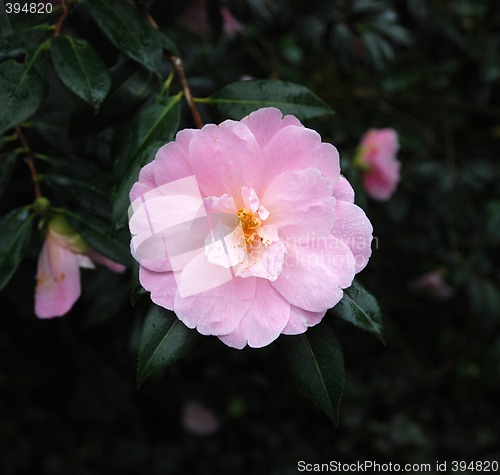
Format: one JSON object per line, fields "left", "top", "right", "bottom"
{"left": 1, "top": 0, "right": 499, "bottom": 474}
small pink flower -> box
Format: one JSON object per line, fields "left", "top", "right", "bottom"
{"left": 356, "top": 128, "right": 400, "bottom": 201}
{"left": 179, "top": 0, "right": 243, "bottom": 38}
{"left": 129, "top": 107, "right": 373, "bottom": 349}
{"left": 220, "top": 6, "right": 243, "bottom": 37}
{"left": 35, "top": 216, "right": 125, "bottom": 319}
{"left": 409, "top": 269, "right": 455, "bottom": 301}
{"left": 182, "top": 401, "right": 219, "bottom": 436}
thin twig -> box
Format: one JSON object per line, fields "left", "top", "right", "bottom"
{"left": 170, "top": 55, "right": 204, "bottom": 129}
{"left": 16, "top": 126, "right": 42, "bottom": 199}
{"left": 54, "top": 0, "right": 68, "bottom": 37}
{"left": 144, "top": 9, "right": 204, "bottom": 129}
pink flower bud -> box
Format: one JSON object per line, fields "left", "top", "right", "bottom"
{"left": 355, "top": 128, "right": 401, "bottom": 201}
{"left": 35, "top": 216, "right": 125, "bottom": 319}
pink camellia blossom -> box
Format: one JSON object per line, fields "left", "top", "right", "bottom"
{"left": 35, "top": 215, "right": 125, "bottom": 319}
{"left": 355, "top": 128, "right": 400, "bottom": 201}
{"left": 129, "top": 107, "right": 373, "bottom": 349}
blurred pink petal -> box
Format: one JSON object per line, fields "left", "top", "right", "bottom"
{"left": 409, "top": 270, "right": 455, "bottom": 301}
{"left": 86, "top": 250, "right": 126, "bottom": 273}
{"left": 221, "top": 6, "right": 243, "bottom": 37}
{"left": 178, "top": 0, "right": 243, "bottom": 38}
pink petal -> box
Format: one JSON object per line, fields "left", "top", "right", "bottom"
{"left": 153, "top": 129, "right": 196, "bottom": 186}
{"left": 362, "top": 166, "right": 399, "bottom": 201}
{"left": 218, "top": 280, "right": 290, "bottom": 348}
{"left": 221, "top": 6, "right": 243, "bottom": 37}
{"left": 86, "top": 250, "right": 126, "bottom": 273}
{"left": 203, "top": 194, "right": 238, "bottom": 215}
{"left": 240, "top": 107, "right": 302, "bottom": 149}
{"left": 35, "top": 235, "right": 81, "bottom": 318}
{"left": 262, "top": 168, "right": 336, "bottom": 239}
{"left": 188, "top": 121, "right": 266, "bottom": 199}
{"left": 332, "top": 175, "right": 355, "bottom": 203}
{"left": 331, "top": 201, "right": 373, "bottom": 273}
{"left": 205, "top": 226, "right": 246, "bottom": 269}
{"left": 271, "top": 236, "right": 355, "bottom": 312}
{"left": 130, "top": 161, "right": 157, "bottom": 203}
{"left": 282, "top": 305, "right": 326, "bottom": 335}
{"left": 263, "top": 125, "right": 340, "bottom": 186}
{"left": 235, "top": 239, "right": 286, "bottom": 281}
{"left": 173, "top": 274, "right": 256, "bottom": 336}
{"left": 139, "top": 267, "right": 177, "bottom": 310}
{"left": 130, "top": 189, "right": 206, "bottom": 273}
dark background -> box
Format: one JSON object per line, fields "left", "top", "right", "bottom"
{"left": 1, "top": 0, "right": 499, "bottom": 473}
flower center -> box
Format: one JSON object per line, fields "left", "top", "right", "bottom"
{"left": 237, "top": 208, "right": 261, "bottom": 244}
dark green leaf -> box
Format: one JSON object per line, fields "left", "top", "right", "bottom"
{"left": 362, "top": 32, "right": 394, "bottom": 69}
{"left": 0, "top": 58, "right": 48, "bottom": 135}
{"left": 43, "top": 173, "right": 112, "bottom": 220}
{"left": 51, "top": 36, "right": 111, "bottom": 109}
{"left": 137, "top": 304, "right": 200, "bottom": 386}
{"left": 332, "top": 280, "right": 384, "bottom": 342}
{"left": 0, "top": 24, "right": 51, "bottom": 61}
{"left": 113, "top": 144, "right": 159, "bottom": 231}
{"left": 61, "top": 209, "right": 131, "bottom": 266}
{"left": 112, "top": 94, "right": 181, "bottom": 227}
{"left": 0, "top": 151, "right": 18, "bottom": 198}
{"left": 130, "top": 260, "right": 147, "bottom": 306}
{"left": 278, "top": 321, "right": 345, "bottom": 425}
{"left": 84, "top": 0, "right": 163, "bottom": 75}
{"left": 0, "top": 207, "right": 34, "bottom": 292}
{"left": 203, "top": 80, "right": 334, "bottom": 121}
{"left": 69, "top": 62, "right": 155, "bottom": 137}
{"left": 159, "top": 30, "right": 180, "bottom": 57}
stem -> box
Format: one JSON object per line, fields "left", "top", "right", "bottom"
{"left": 144, "top": 8, "right": 204, "bottom": 128}
{"left": 16, "top": 126, "right": 42, "bottom": 199}
{"left": 170, "top": 55, "right": 204, "bottom": 129}
{"left": 54, "top": 0, "right": 69, "bottom": 37}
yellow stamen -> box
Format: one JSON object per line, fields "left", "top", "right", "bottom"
{"left": 237, "top": 208, "right": 261, "bottom": 244}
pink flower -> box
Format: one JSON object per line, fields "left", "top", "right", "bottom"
{"left": 220, "top": 6, "right": 243, "bottom": 37}
{"left": 129, "top": 107, "right": 373, "bottom": 349}
{"left": 178, "top": 0, "right": 243, "bottom": 38}
{"left": 409, "top": 269, "right": 455, "bottom": 301}
{"left": 182, "top": 401, "right": 219, "bottom": 436}
{"left": 355, "top": 128, "right": 400, "bottom": 201}
{"left": 35, "top": 216, "right": 125, "bottom": 319}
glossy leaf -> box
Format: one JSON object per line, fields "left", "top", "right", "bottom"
{"left": 279, "top": 320, "right": 345, "bottom": 425}
{"left": 0, "top": 59, "right": 48, "bottom": 135}
{"left": 69, "top": 62, "right": 154, "bottom": 137}
{"left": 137, "top": 304, "right": 200, "bottom": 386}
{"left": 84, "top": 0, "right": 163, "bottom": 75}
{"left": 112, "top": 94, "right": 181, "bottom": 227}
{"left": 61, "top": 209, "right": 130, "bottom": 266}
{"left": 0, "top": 207, "right": 34, "bottom": 292}
{"left": 203, "top": 80, "right": 334, "bottom": 120}
{"left": 43, "top": 173, "right": 112, "bottom": 220}
{"left": 0, "top": 24, "right": 51, "bottom": 61}
{"left": 332, "top": 280, "right": 384, "bottom": 342}
{"left": 51, "top": 36, "right": 111, "bottom": 109}
{"left": 0, "top": 151, "right": 18, "bottom": 198}
{"left": 159, "top": 30, "right": 180, "bottom": 57}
